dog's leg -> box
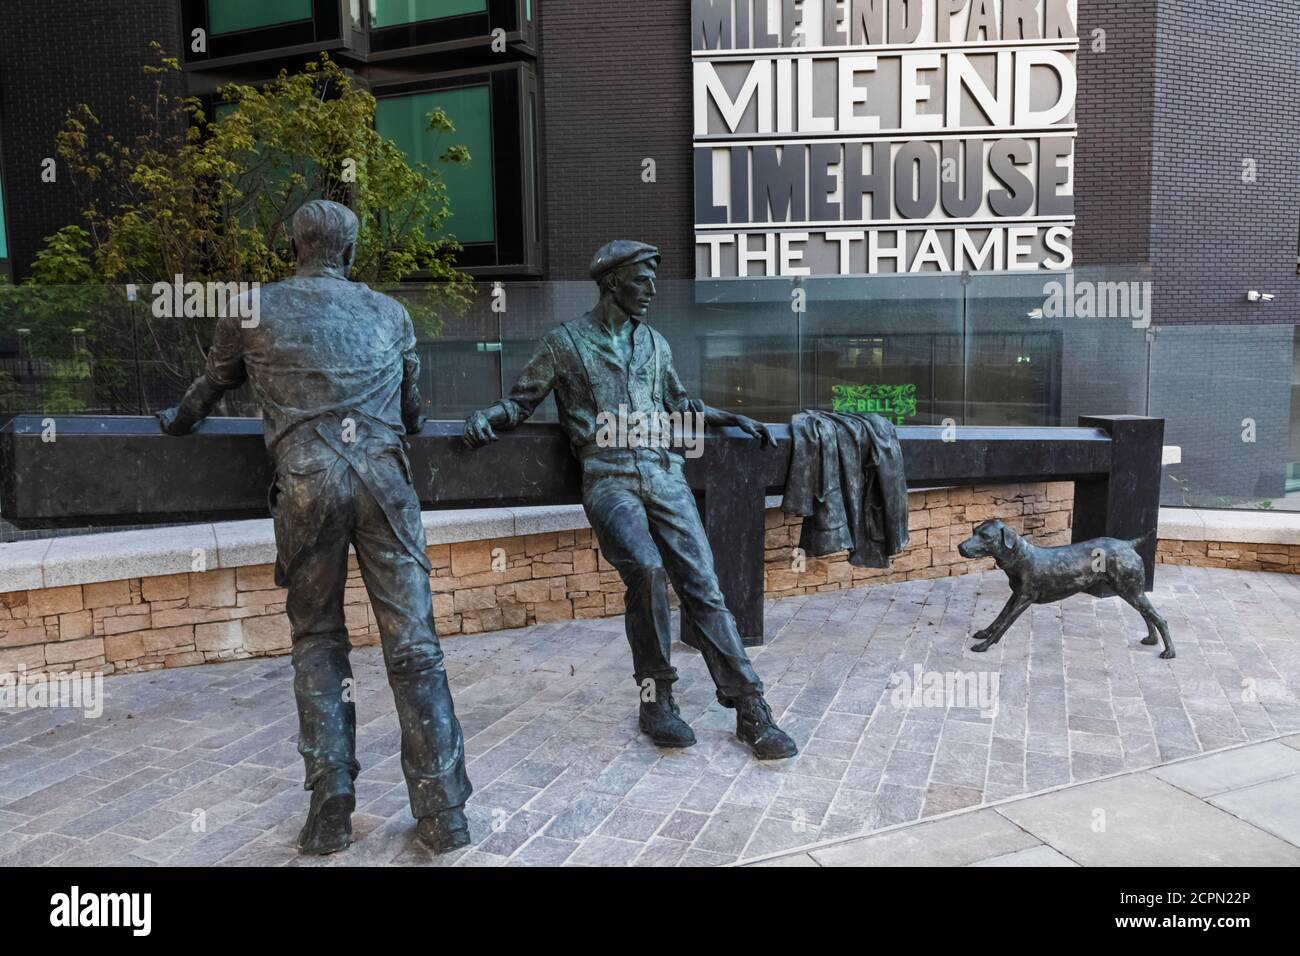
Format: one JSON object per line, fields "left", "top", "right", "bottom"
{"left": 1123, "top": 593, "right": 1176, "bottom": 660}
{"left": 1138, "top": 614, "right": 1160, "bottom": 646}
{"left": 971, "top": 594, "right": 1032, "bottom": 653}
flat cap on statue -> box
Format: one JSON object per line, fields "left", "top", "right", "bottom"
{"left": 589, "top": 240, "right": 661, "bottom": 282}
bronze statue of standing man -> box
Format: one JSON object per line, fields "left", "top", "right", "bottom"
{"left": 158, "top": 200, "right": 472, "bottom": 855}
{"left": 465, "top": 241, "right": 797, "bottom": 759}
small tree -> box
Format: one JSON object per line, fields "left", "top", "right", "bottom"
{"left": 0, "top": 46, "right": 474, "bottom": 411}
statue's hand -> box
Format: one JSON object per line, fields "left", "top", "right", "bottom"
{"left": 404, "top": 414, "right": 426, "bottom": 436}
{"left": 463, "top": 409, "right": 498, "bottom": 449}
{"left": 156, "top": 406, "right": 191, "bottom": 436}
{"left": 734, "top": 415, "right": 775, "bottom": 448}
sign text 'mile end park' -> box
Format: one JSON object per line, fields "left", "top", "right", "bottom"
{"left": 691, "top": 0, "right": 1079, "bottom": 279}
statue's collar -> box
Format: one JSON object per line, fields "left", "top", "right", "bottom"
{"left": 591, "top": 310, "right": 642, "bottom": 336}
{"left": 295, "top": 266, "right": 349, "bottom": 281}
{"left": 570, "top": 313, "right": 655, "bottom": 368}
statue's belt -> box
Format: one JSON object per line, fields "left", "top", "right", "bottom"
{"left": 577, "top": 444, "right": 681, "bottom": 470}
{"left": 275, "top": 409, "right": 403, "bottom": 456}
{"left": 270, "top": 412, "right": 430, "bottom": 580}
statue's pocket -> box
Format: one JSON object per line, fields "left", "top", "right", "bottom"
{"left": 280, "top": 443, "right": 336, "bottom": 477}
{"left": 367, "top": 444, "right": 414, "bottom": 486}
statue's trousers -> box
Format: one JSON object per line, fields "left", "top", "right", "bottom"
{"left": 269, "top": 417, "right": 472, "bottom": 818}
{"left": 580, "top": 449, "right": 763, "bottom": 705}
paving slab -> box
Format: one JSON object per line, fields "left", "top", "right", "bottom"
{"left": 751, "top": 852, "right": 819, "bottom": 867}
{"left": 996, "top": 773, "right": 1300, "bottom": 866}
{"left": 807, "top": 809, "right": 1040, "bottom": 867}
{"left": 1150, "top": 741, "right": 1300, "bottom": 797}
{"left": 968, "top": 845, "right": 1079, "bottom": 867}
{"left": 1208, "top": 776, "right": 1300, "bottom": 847}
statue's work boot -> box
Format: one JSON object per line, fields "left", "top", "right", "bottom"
{"left": 297, "top": 770, "right": 355, "bottom": 855}
{"left": 638, "top": 682, "right": 696, "bottom": 748}
{"left": 416, "top": 806, "right": 471, "bottom": 855}
{"left": 735, "top": 693, "right": 798, "bottom": 760}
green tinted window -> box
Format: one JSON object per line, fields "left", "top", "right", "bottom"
{"left": 376, "top": 86, "right": 494, "bottom": 245}
{"left": 210, "top": 0, "right": 315, "bottom": 35}
{"left": 369, "top": 0, "right": 487, "bottom": 29}
{"left": 0, "top": 175, "right": 7, "bottom": 259}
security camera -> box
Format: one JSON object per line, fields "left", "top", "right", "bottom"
{"left": 1247, "top": 291, "right": 1275, "bottom": 302}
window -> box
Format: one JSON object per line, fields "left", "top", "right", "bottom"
{"left": 187, "top": 1, "right": 533, "bottom": 68}
{"left": 0, "top": 143, "right": 9, "bottom": 277}
{"left": 209, "top": 0, "right": 315, "bottom": 35}
{"left": 182, "top": 0, "right": 354, "bottom": 68}
{"left": 369, "top": 0, "right": 488, "bottom": 29}
{"left": 367, "top": 0, "right": 533, "bottom": 57}
{"left": 0, "top": 174, "right": 8, "bottom": 263}
{"left": 372, "top": 65, "right": 541, "bottom": 275}
{"left": 376, "top": 85, "right": 495, "bottom": 245}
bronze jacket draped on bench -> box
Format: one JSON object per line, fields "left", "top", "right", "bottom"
{"left": 782, "top": 411, "right": 910, "bottom": 569}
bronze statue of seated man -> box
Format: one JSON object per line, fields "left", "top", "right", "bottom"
{"left": 465, "top": 240, "right": 798, "bottom": 759}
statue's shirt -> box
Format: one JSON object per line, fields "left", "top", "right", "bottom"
{"left": 200, "top": 274, "right": 417, "bottom": 453}
{"left": 497, "top": 314, "right": 702, "bottom": 459}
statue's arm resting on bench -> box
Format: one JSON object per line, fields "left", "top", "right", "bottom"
{"left": 157, "top": 314, "right": 248, "bottom": 436}
{"left": 663, "top": 345, "right": 774, "bottom": 448}
{"left": 464, "top": 338, "right": 557, "bottom": 448}
{"left": 399, "top": 309, "right": 426, "bottom": 435}
{"left": 400, "top": 347, "right": 425, "bottom": 435}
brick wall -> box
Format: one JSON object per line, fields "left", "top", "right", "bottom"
{"left": 1148, "top": 0, "right": 1300, "bottom": 327}
{"left": 764, "top": 482, "right": 1074, "bottom": 598}
{"left": 1158, "top": 538, "right": 1300, "bottom": 574}
{"left": 0, "top": 0, "right": 1293, "bottom": 316}
{"left": 3, "top": 479, "right": 1294, "bottom": 680}
{"left": 1, "top": 483, "right": 1073, "bottom": 678}
{"left": 538, "top": 0, "right": 696, "bottom": 280}
{"left": 1072, "top": 0, "right": 1157, "bottom": 267}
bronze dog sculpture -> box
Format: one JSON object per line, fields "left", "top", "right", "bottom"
{"left": 957, "top": 519, "right": 1175, "bottom": 659}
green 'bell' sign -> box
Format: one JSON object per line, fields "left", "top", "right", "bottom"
{"left": 832, "top": 384, "right": 918, "bottom": 425}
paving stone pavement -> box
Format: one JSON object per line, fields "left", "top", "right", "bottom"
{"left": 752, "top": 736, "right": 1300, "bottom": 866}
{"left": 1, "top": 565, "right": 1298, "bottom": 867}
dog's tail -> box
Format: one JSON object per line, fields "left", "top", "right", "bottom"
{"left": 1127, "top": 528, "right": 1157, "bottom": 549}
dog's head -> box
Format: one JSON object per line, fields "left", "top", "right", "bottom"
{"left": 958, "top": 519, "right": 1021, "bottom": 560}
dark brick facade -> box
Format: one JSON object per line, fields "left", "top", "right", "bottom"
{"left": 1072, "top": 0, "right": 1156, "bottom": 268}
{"left": 4, "top": 0, "right": 1294, "bottom": 321}
{"left": 0, "top": 1, "right": 183, "bottom": 278}
{"left": 537, "top": 1, "right": 696, "bottom": 280}
{"left": 1142, "top": 0, "right": 1300, "bottom": 499}
{"left": 1148, "top": 0, "right": 1300, "bottom": 327}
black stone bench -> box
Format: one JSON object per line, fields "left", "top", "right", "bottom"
{"left": 0, "top": 414, "right": 1164, "bottom": 645}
